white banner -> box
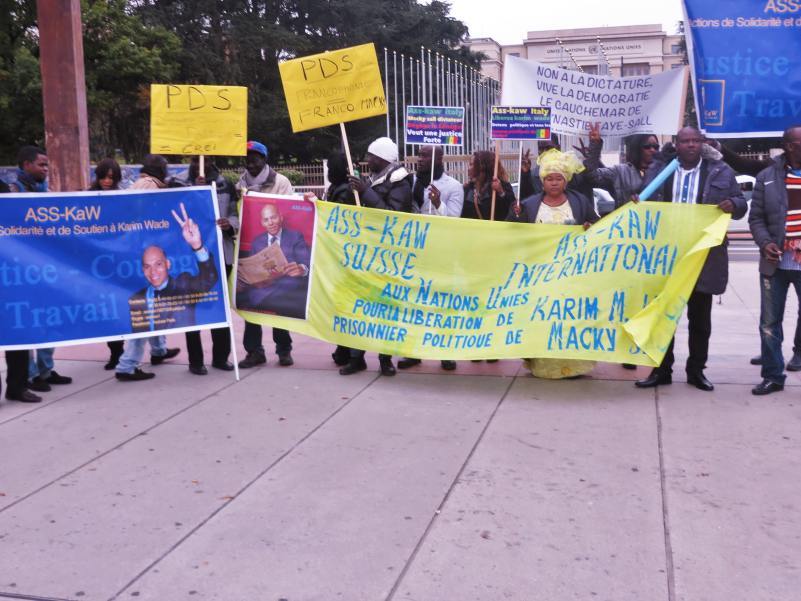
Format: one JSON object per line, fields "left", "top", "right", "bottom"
{"left": 500, "top": 56, "right": 687, "bottom": 137}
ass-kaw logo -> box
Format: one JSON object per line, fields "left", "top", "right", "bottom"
{"left": 25, "top": 205, "right": 102, "bottom": 222}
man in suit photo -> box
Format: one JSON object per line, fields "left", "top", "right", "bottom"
{"left": 236, "top": 202, "right": 311, "bottom": 320}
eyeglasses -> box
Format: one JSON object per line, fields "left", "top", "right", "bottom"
{"left": 641, "top": 144, "right": 659, "bottom": 150}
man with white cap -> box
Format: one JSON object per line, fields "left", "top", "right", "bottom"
{"left": 343, "top": 137, "right": 413, "bottom": 376}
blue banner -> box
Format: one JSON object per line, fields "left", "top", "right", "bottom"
{"left": 0, "top": 187, "right": 230, "bottom": 350}
{"left": 683, "top": 0, "right": 801, "bottom": 137}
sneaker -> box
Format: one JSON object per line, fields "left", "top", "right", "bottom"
{"left": 116, "top": 368, "right": 156, "bottom": 381}
{"left": 238, "top": 351, "right": 267, "bottom": 368}
{"left": 151, "top": 348, "right": 180, "bottom": 365}
{"left": 28, "top": 377, "right": 51, "bottom": 392}
{"left": 46, "top": 370, "right": 72, "bottom": 385}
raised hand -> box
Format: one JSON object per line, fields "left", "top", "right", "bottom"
{"left": 521, "top": 149, "right": 532, "bottom": 173}
{"left": 588, "top": 122, "right": 601, "bottom": 143}
{"left": 171, "top": 202, "right": 202, "bottom": 251}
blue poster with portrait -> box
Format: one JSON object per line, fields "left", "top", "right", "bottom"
{"left": 0, "top": 187, "right": 230, "bottom": 349}
{"left": 682, "top": 0, "right": 801, "bottom": 137}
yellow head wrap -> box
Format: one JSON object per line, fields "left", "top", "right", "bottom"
{"left": 537, "top": 148, "right": 585, "bottom": 182}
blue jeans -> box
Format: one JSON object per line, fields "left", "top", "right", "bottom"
{"left": 116, "top": 336, "right": 167, "bottom": 374}
{"left": 759, "top": 269, "right": 801, "bottom": 384}
{"left": 29, "top": 348, "right": 55, "bottom": 380}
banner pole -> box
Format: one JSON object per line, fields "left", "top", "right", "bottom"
{"left": 340, "top": 122, "right": 361, "bottom": 207}
{"left": 199, "top": 154, "right": 205, "bottom": 180}
{"left": 490, "top": 142, "right": 500, "bottom": 221}
{"left": 229, "top": 311, "right": 240, "bottom": 381}
{"left": 517, "top": 141, "right": 523, "bottom": 209}
{"left": 429, "top": 145, "right": 437, "bottom": 215}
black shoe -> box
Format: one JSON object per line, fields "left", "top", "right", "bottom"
{"left": 116, "top": 368, "right": 155, "bottom": 381}
{"left": 238, "top": 351, "right": 266, "bottom": 368}
{"left": 331, "top": 347, "right": 351, "bottom": 366}
{"left": 486, "top": 359, "right": 499, "bottom": 363}
{"left": 151, "top": 348, "right": 180, "bottom": 365}
{"left": 441, "top": 360, "right": 457, "bottom": 371}
{"left": 212, "top": 361, "right": 234, "bottom": 371}
{"left": 46, "top": 370, "right": 72, "bottom": 385}
{"left": 28, "top": 377, "right": 51, "bottom": 392}
{"left": 189, "top": 364, "right": 208, "bottom": 376}
{"left": 470, "top": 360, "right": 482, "bottom": 363}
{"left": 278, "top": 352, "right": 294, "bottom": 367}
{"left": 787, "top": 353, "right": 801, "bottom": 372}
{"left": 105, "top": 353, "right": 123, "bottom": 370}
{"left": 622, "top": 363, "right": 637, "bottom": 370}
{"left": 397, "top": 358, "right": 422, "bottom": 369}
{"left": 686, "top": 371, "right": 714, "bottom": 392}
{"left": 750, "top": 355, "right": 762, "bottom": 366}
{"left": 6, "top": 390, "right": 42, "bottom": 403}
{"left": 339, "top": 359, "right": 367, "bottom": 375}
{"left": 752, "top": 379, "right": 784, "bottom": 395}
{"left": 379, "top": 358, "right": 396, "bottom": 377}
{"left": 635, "top": 370, "right": 672, "bottom": 388}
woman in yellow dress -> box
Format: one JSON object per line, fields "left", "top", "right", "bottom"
{"left": 508, "top": 149, "right": 600, "bottom": 379}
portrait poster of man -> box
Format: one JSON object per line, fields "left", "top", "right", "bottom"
{"left": 0, "top": 187, "right": 230, "bottom": 349}
{"left": 234, "top": 193, "right": 315, "bottom": 320}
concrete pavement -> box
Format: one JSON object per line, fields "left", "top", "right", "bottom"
{"left": 1, "top": 258, "right": 800, "bottom": 601}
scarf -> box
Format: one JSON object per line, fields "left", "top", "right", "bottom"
{"left": 14, "top": 169, "right": 48, "bottom": 192}
{"left": 412, "top": 164, "right": 445, "bottom": 208}
{"left": 238, "top": 164, "right": 272, "bottom": 190}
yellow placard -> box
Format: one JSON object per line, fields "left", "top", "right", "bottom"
{"left": 150, "top": 84, "right": 248, "bottom": 156}
{"left": 233, "top": 197, "right": 730, "bottom": 366}
{"left": 278, "top": 43, "right": 387, "bottom": 132}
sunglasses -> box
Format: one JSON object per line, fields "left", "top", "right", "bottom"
{"left": 641, "top": 143, "right": 660, "bottom": 150}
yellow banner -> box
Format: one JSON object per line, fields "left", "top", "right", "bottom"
{"left": 150, "top": 84, "right": 248, "bottom": 156}
{"left": 233, "top": 195, "right": 730, "bottom": 366}
{"left": 278, "top": 43, "right": 387, "bottom": 132}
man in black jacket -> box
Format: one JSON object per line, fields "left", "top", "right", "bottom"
{"left": 635, "top": 126, "right": 747, "bottom": 392}
{"left": 342, "top": 137, "right": 413, "bottom": 376}
{"left": 748, "top": 125, "right": 801, "bottom": 395}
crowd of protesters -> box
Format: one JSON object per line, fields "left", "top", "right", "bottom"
{"left": 3, "top": 122, "right": 801, "bottom": 402}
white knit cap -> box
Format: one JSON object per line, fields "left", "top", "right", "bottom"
{"left": 366, "top": 137, "right": 399, "bottom": 163}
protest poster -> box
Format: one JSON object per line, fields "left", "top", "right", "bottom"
{"left": 278, "top": 43, "right": 387, "bottom": 133}
{"left": 233, "top": 193, "right": 316, "bottom": 321}
{"left": 150, "top": 84, "right": 248, "bottom": 156}
{"left": 500, "top": 56, "right": 686, "bottom": 137}
{"left": 234, "top": 198, "right": 730, "bottom": 366}
{"left": 682, "top": 0, "right": 801, "bottom": 137}
{"left": 490, "top": 106, "right": 551, "bottom": 140}
{"left": 0, "top": 187, "right": 230, "bottom": 350}
{"left": 405, "top": 106, "right": 465, "bottom": 146}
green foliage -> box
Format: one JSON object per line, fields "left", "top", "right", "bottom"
{"left": 277, "top": 168, "right": 304, "bottom": 185}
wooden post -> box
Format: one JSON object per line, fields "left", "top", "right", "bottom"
{"left": 340, "top": 122, "right": 361, "bottom": 207}
{"left": 37, "top": 0, "right": 90, "bottom": 192}
{"left": 199, "top": 154, "right": 206, "bottom": 180}
{"left": 490, "top": 143, "right": 501, "bottom": 221}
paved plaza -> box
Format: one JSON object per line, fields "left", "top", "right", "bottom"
{"left": 1, "top": 256, "right": 800, "bottom": 601}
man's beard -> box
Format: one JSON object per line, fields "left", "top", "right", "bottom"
{"left": 417, "top": 164, "right": 444, "bottom": 181}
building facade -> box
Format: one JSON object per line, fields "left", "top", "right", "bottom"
{"left": 468, "top": 24, "right": 684, "bottom": 81}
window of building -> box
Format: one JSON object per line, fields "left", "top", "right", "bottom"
{"left": 582, "top": 65, "right": 598, "bottom": 74}
{"left": 671, "top": 63, "right": 683, "bottom": 69}
{"left": 507, "top": 52, "right": 520, "bottom": 57}
{"left": 671, "top": 43, "right": 682, "bottom": 55}
{"left": 621, "top": 63, "right": 650, "bottom": 76}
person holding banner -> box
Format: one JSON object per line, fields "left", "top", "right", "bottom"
{"left": 89, "top": 159, "right": 127, "bottom": 370}
{"left": 236, "top": 140, "right": 296, "bottom": 368}
{"left": 461, "top": 150, "right": 516, "bottom": 221}
{"left": 114, "top": 154, "right": 181, "bottom": 381}
{"left": 635, "top": 127, "right": 746, "bottom": 392}
{"left": 748, "top": 126, "right": 801, "bottom": 396}
{"left": 176, "top": 156, "right": 237, "bottom": 375}
{"left": 9, "top": 146, "right": 74, "bottom": 394}
{"left": 506, "top": 148, "right": 599, "bottom": 379}
{"left": 342, "top": 137, "right": 413, "bottom": 377}
{"left": 397, "top": 145, "right": 462, "bottom": 372}
{"left": 520, "top": 135, "right": 594, "bottom": 204}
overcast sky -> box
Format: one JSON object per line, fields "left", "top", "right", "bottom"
{"left": 447, "top": 0, "right": 685, "bottom": 45}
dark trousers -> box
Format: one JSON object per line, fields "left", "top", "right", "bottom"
{"left": 659, "top": 290, "right": 712, "bottom": 375}
{"left": 4, "top": 350, "right": 30, "bottom": 397}
{"left": 243, "top": 322, "right": 292, "bottom": 355}
{"left": 350, "top": 349, "right": 392, "bottom": 363}
{"left": 759, "top": 269, "right": 801, "bottom": 385}
{"left": 107, "top": 340, "right": 124, "bottom": 358}
{"left": 185, "top": 327, "right": 231, "bottom": 367}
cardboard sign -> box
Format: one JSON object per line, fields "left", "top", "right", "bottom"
{"left": 150, "top": 85, "right": 248, "bottom": 156}
{"left": 490, "top": 106, "right": 551, "bottom": 140}
{"left": 405, "top": 106, "right": 465, "bottom": 146}
{"left": 278, "top": 43, "right": 387, "bottom": 132}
